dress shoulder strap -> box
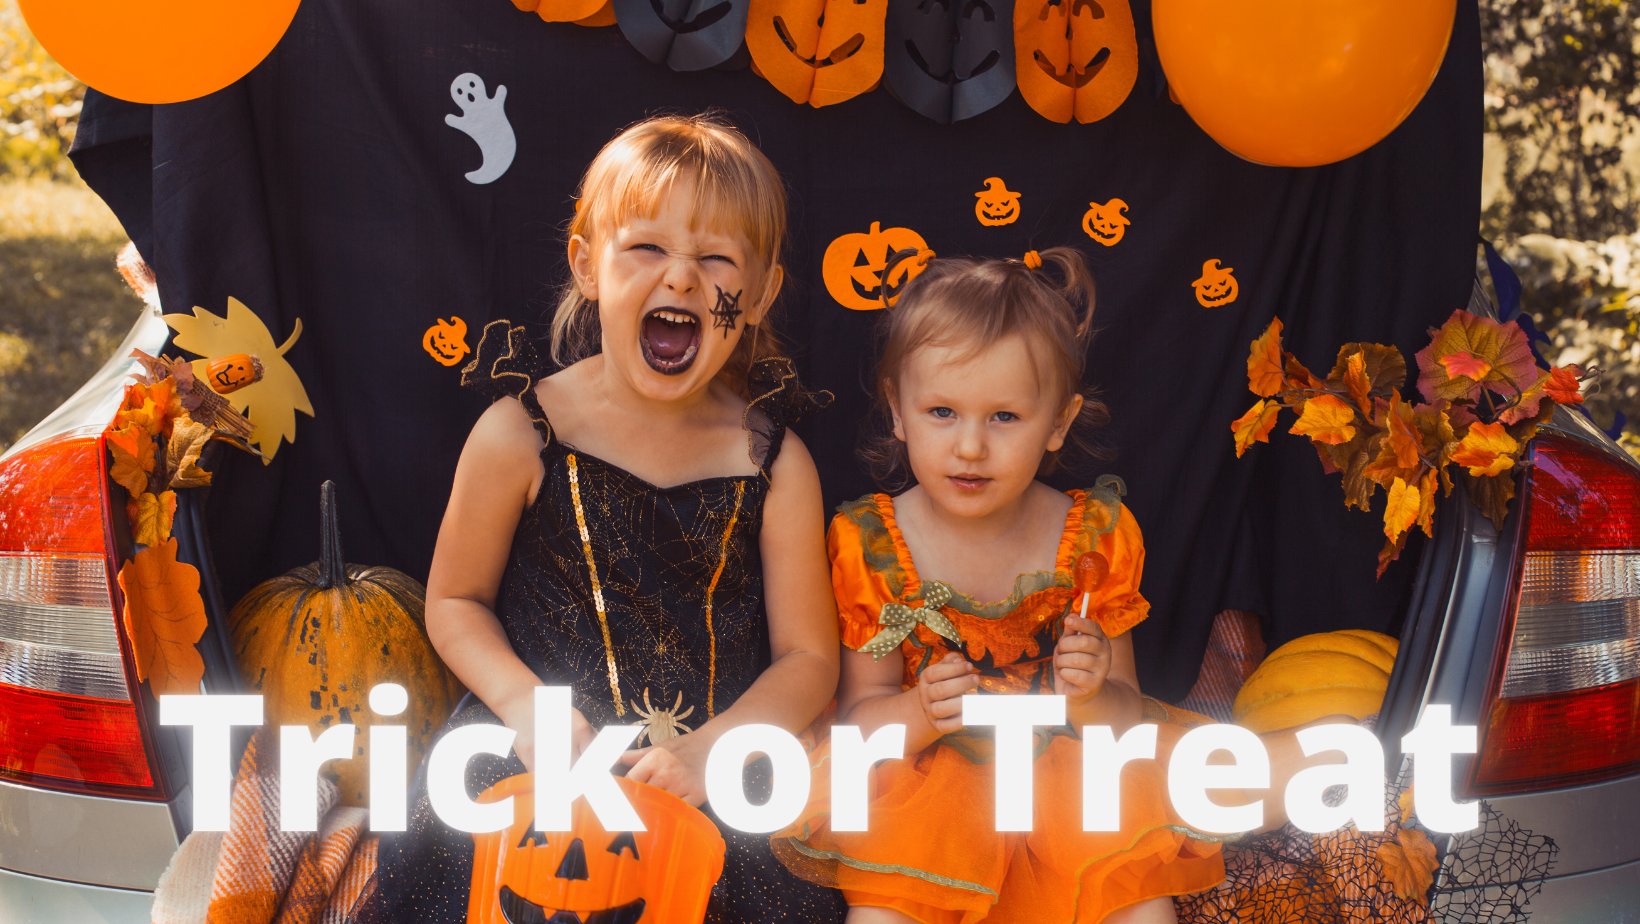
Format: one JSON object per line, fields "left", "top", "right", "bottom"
{"left": 461, "top": 320, "right": 553, "bottom": 443}
{"left": 742, "top": 356, "right": 833, "bottom": 475}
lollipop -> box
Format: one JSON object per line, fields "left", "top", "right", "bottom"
{"left": 1070, "top": 551, "right": 1109, "bottom": 628}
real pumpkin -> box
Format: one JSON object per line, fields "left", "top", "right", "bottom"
{"left": 229, "top": 481, "right": 465, "bottom": 807}
{"left": 1232, "top": 630, "right": 1398, "bottom": 734}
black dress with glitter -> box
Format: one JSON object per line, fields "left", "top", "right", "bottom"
{"left": 374, "top": 321, "right": 846, "bottom": 924}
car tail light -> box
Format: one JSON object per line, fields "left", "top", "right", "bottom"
{"left": 1469, "top": 434, "right": 1640, "bottom": 796}
{"left": 0, "top": 434, "right": 166, "bottom": 797}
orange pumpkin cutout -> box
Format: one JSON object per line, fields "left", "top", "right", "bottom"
{"left": 206, "top": 353, "right": 264, "bottom": 394}
{"left": 512, "top": 0, "right": 610, "bottom": 24}
{"left": 1014, "top": 0, "right": 1139, "bottom": 124}
{"left": 469, "top": 774, "right": 726, "bottom": 924}
{"left": 822, "top": 221, "right": 930, "bottom": 311}
{"left": 1192, "top": 259, "right": 1239, "bottom": 307}
{"left": 423, "top": 316, "right": 471, "bottom": 366}
{"left": 973, "top": 177, "right": 1021, "bottom": 227}
{"left": 1081, "top": 198, "right": 1129, "bottom": 246}
{"left": 746, "top": 0, "right": 887, "bottom": 107}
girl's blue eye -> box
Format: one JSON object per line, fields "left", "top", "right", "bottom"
{"left": 931, "top": 407, "right": 954, "bottom": 419}
{"left": 634, "top": 243, "right": 662, "bottom": 253}
{"left": 994, "top": 411, "right": 1017, "bottom": 422}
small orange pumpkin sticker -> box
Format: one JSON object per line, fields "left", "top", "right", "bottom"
{"left": 1081, "top": 198, "right": 1130, "bottom": 246}
{"left": 206, "top": 353, "right": 264, "bottom": 394}
{"left": 423, "top": 317, "right": 472, "bottom": 366}
{"left": 1192, "top": 259, "right": 1239, "bottom": 307}
{"left": 822, "top": 221, "right": 930, "bottom": 311}
{"left": 974, "top": 178, "right": 1022, "bottom": 227}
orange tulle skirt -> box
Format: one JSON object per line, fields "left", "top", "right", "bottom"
{"left": 773, "top": 722, "right": 1226, "bottom": 924}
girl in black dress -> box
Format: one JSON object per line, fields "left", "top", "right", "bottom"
{"left": 376, "top": 114, "right": 847, "bottom": 924}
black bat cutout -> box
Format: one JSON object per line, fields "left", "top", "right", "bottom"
{"left": 883, "top": 0, "right": 1016, "bottom": 122}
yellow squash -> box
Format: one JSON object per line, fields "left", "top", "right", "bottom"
{"left": 230, "top": 481, "right": 465, "bottom": 806}
{"left": 1233, "top": 630, "right": 1399, "bottom": 734}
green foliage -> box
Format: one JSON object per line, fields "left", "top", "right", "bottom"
{"left": 0, "top": 0, "right": 83, "bottom": 181}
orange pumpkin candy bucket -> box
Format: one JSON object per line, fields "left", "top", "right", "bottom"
{"left": 468, "top": 773, "right": 727, "bottom": 924}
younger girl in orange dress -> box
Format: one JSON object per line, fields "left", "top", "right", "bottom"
{"left": 773, "top": 248, "right": 1226, "bottom": 924}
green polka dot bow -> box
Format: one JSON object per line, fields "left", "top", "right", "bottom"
{"left": 860, "top": 581, "right": 962, "bottom": 661}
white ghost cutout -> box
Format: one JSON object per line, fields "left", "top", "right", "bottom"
{"left": 445, "top": 73, "right": 515, "bottom": 186}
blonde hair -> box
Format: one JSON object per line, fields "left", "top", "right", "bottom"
{"left": 862, "top": 246, "right": 1112, "bottom": 488}
{"left": 553, "top": 113, "right": 789, "bottom": 395}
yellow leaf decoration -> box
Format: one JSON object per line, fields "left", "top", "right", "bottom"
{"left": 133, "top": 491, "right": 177, "bottom": 547}
{"left": 1450, "top": 421, "right": 1519, "bottom": 477}
{"left": 1376, "top": 828, "right": 1439, "bottom": 906}
{"left": 118, "top": 538, "right": 207, "bottom": 696}
{"left": 165, "top": 298, "right": 312, "bottom": 463}
{"left": 1384, "top": 477, "right": 1420, "bottom": 542}
{"left": 1290, "top": 394, "right": 1358, "bottom": 445}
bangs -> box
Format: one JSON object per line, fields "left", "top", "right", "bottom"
{"left": 578, "top": 121, "right": 784, "bottom": 270}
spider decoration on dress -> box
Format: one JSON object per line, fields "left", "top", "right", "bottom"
{"left": 630, "top": 689, "right": 695, "bottom": 745}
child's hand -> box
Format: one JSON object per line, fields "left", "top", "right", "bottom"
{"left": 1054, "top": 614, "right": 1111, "bottom": 703}
{"left": 618, "top": 732, "right": 711, "bottom": 806}
{"left": 915, "top": 652, "right": 981, "bottom": 735}
{"left": 494, "top": 696, "right": 596, "bottom": 773}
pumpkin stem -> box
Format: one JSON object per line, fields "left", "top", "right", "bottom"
{"left": 316, "top": 480, "right": 348, "bottom": 589}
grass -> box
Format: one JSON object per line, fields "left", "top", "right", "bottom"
{"left": 0, "top": 176, "right": 144, "bottom": 452}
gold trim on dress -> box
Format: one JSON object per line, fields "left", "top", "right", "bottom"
{"left": 783, "top": 826, "right": 999, "bottom": 897}
{"left": 567, "top": 453, "right": 624, "bottom": 715}
{"left": 703, "top": 480, "right": 746, "bottom": 717}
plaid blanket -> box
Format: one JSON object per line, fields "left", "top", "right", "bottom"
{"left": 152, "top": 727, "right": 379, "bottom": 924}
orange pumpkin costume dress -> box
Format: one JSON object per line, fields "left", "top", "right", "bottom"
{"left": 773, "top": 478, "right": 1227, "bottom": 924}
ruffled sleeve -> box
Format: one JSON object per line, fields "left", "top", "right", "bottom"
{"left": 1078, "top": 501, "right": 1150, "bottom": 639}
{"left": 744, "top": 357, "right": 833, "bottom": 474}
{"left": 460, "top": 320, "right": 553, "bottom": 438}
{"left": 827, "top": 499, "right": 903, "bottom": 651}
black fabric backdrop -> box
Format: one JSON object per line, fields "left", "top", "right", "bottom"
{"left": 69, "top": 0, "right": 1481, "bottom": 702}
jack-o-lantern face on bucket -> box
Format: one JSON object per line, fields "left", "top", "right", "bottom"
{"left": 1081, "top": 198, "right": 1129, "bottom": 246}
{"left": 1013, "top": 0, "right": 1137, "bottom": 123}
{"left": 422, "top": 316, "right": 472, "bottom": 366}
{"left": 614, "top": 0, "right": 750, "bottom": 71}
{"left": 470, "top": 774, "right": 726, "bottom": 924}
{"left": 974, "top": 177, "right": 1021, "bottom": 226}
{"left": 822, "top": 221, "right": 931, "bottom": 310}
{"left": 747, "top": 0, "right": 888, "bottom": 107}
{"left": 884, "top": 0, "right": 1017, "bottom": 123}
{"left": 1191, "top": 259, "right": 1239, "bottom": 307}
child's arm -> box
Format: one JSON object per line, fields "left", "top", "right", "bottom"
{"left": 620, "top": 432, "right": 840, "bottom": 805}
{"left": 425, "top": 397, "right": 595, "bottom": 770}
{"left": 1054, "top": 616, "right": 1144, "bottom": 732}
{"left": 838, "top": 648, "right": 979, "bottom": 755}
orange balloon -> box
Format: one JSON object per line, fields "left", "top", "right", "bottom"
{"left": 18, "top": 0, "right": 300, "bottom": 104}
{"left": 1153, "top": 0, "right": 1455, "bottom": 167}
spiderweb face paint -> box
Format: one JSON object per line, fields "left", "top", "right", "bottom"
{"left": 710, "top": 286, "right": 743, "bottom": 338}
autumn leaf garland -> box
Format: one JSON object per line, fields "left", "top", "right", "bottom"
{"left": 1233, "top": 310, "right": 1592, "bottom": 576}
{"left": 105, "top": 351, "right": 256, "bottom": 696}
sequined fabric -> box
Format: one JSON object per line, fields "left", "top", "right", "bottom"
{"left": 375, "top": 322, "right": 845, "bottom": 924}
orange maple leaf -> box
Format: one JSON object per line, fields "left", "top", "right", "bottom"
{"left": 1384, "top": 394, "right": 1425, "bottom": 469}
{"left": 1451, "top": 421, "right": 1519, "bottom": 477}
{"left": 133, "top": 491, "right": 177, "bottom": 547}
{"left": 1247, "top": 318, "right": 1286, "bottom": 398}
{"left": 1544, "top": 364, "right": 1584, "bottom": 405}
{"left": 1290, "top": 394, "right": 1358, "bottom": 445}
{"left": 1376, "top": 828, "right": 1439, "bottom": 906}
{"left": 117, "top": 538, "right": 207, "bottom": 696}
{"left": 106, "top": 423, "right": 157, "bottom": 496}
{"left": 1232, "top": 400, "right": 1282, "bottom": 457}
{"left": 1438, "top": 351, "right": 1492, "bottom": 381}
{"left": 1384, "top": 477, "right": 1421, "bottom": 542}
{"left": 1416, "top": 469, "right": 1438, "bottom": 534}
{"left": 1416, "top": 310, "right": 1538, "bottom": 404}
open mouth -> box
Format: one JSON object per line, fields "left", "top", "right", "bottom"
{"left": 639, "top": 308, "right": 700, "bottom": 375}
